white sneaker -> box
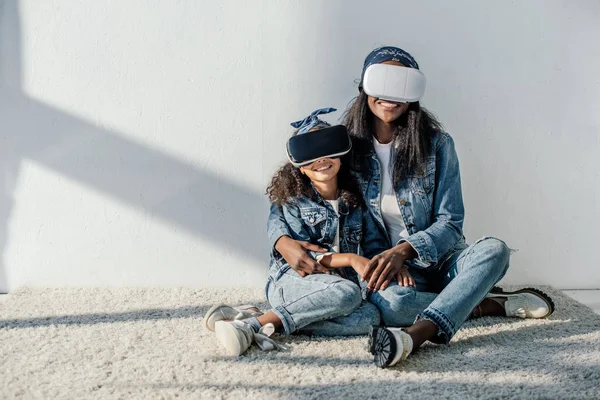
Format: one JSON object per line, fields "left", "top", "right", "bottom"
{"left": 486, "top": 287, "right": 555, "bottom": 319}
{"left": 214, "top": 320, "right": 255, "bottom": 356}
{"left": 204, "top": 304, "right": 263, "bottom": 332}
{"left": 214, "top": 320, "right": 285, "bottom": 356}
{"left": 371, "top": 327, "right": 413, "bottom": 368}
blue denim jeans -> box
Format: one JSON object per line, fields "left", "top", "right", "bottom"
{"left": 369, "top": 237, "right": 510, "bottom": 343}
{"left": 266, "top": 266, "right": 381, "bottom": 336}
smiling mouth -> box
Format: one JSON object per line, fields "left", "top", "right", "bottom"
{"left": 378, "top": 101, "right": 400, "bottom": 109}
{"left": 314, "top": 164, "right": 333, "bottom": 172}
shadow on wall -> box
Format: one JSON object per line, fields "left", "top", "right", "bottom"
{"left": 0, "top": 0, "right": 268, "bottom": 292}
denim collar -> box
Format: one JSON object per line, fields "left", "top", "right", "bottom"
{"left": 310, "top": 185, "right": 349, "bottom": 215}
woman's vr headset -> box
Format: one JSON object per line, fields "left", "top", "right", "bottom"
{"left": 286, "top": 125, "right": 352, "bottom": 168}
{"left": 362, "top": 64, "right": 426, "bottom": 103}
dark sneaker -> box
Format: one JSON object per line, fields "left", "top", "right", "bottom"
{"left": 371, "top": 326, "right": 413, "bottom": 368}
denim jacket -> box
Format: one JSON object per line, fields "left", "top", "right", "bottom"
{"left": 268, "top": 132, "right": 465, "bottom": 269}
{"left": 268, "top": 189, "right": 389, "bottom": 283}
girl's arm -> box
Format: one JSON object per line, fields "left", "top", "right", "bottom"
{"left": 317, "top": 253, "right": 369, "bottom": 276}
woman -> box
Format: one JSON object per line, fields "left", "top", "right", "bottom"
{"left": 269, "top": 46, "right": 554, "bottom": 368}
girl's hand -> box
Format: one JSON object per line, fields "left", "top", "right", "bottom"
{"left": 274, "top": 236, "right": 330, "bottom": 277}
{"left": 396, "top": 265, "right": 415, "bottom": 287}
{"left": 349, "top": 255, "right": 370, "bottom": 276}
{"left": 362, "top": 242, "right": 417, "bottom": 291}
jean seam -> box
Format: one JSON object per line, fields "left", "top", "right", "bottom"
{"left": 280, "top": 278, "right": 336, "bottom": 309}
{"left": 272, "top": 305, "right": 294, "bottom": 334}
{"left": 418, "top": 306, "right": 456, "bottom": 343}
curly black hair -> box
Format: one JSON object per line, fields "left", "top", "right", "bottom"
{"left": 266, "top": 125, "right": 363, "bottom": 208}
{"left": 343, "top": 91, "right": 443, "bottom": 187}
{"left": 266, "top": 156, "right": 362, "bottom": 208}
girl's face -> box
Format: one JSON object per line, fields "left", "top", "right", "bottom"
{"left": 367, "top": 60, "right": 410, "bottom": 123}
{"left": 300, "top": 157, "right": 341, "bottom": 184}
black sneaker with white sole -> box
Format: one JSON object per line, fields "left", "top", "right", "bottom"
{"left": 370, "top": 326, "right": 413, "bottom": 368}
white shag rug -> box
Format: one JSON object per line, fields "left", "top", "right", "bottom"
{"left": 1, "top": 286, "right": 599, "bottom": 400}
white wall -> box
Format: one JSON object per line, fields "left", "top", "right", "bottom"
{"left": 1, "top": 0, "right": 598, "bottom": 291}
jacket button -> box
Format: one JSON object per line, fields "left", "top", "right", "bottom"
{"left": 400, "top": 200, "right": 407, "bottom": 206}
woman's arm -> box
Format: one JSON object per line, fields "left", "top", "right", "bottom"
{"left": 267, "top": 203, "right": 293, "bottom": 249}
{"left": 268, "top": 203, "right": 329, "bottom": 277}
{"left": 400, "top": 133, "right": 464, "bottom": 267}
{"left": 362, "top": 133, "right": 463, "bottom": 291}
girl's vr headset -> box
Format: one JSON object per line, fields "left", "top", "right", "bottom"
{"left": 286, "top": 125, "right": 352, "bottom": 168}
{"left": 362, "top": 64, "right": 426, "bottom": 103}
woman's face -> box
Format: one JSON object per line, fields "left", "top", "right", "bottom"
{"left": 300, "top": 157, "right": 341, "bottom": 184}
{"left": 367, "top": 60, "right": 410, "bottom": 123}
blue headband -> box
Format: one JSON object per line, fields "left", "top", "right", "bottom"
{"left": 359, "top": 46, "right": 419, "bottom": 89}
{"left": 290, "top": 107, "right": 336, "bottom": 135}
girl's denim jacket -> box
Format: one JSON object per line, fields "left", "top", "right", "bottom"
{"left": 268, "top": 132, "right": 465, "bottom": 270}
{"left": 269, "top": 189, "right": 389, "bottom": 284}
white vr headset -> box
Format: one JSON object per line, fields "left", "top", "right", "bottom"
{"left": 362, "top": 64, "right": 426, "bottom": 103}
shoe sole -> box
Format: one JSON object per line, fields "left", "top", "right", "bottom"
{"left": 214, "top": 321, "right": 246, "bottom": 356}
{"left": 368, "top": 325, "right": 382, "bottom": 355}
{"left": 489, "top": 287, "right": 555, "bottom": 318}
{"left": 372, "top": 328, "right": 397, "bottom": 368}
{"left": 204, "top": 303, "right": 230, "bottom": 332}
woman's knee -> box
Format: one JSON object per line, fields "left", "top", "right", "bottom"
{"left": 472, "top": 237, "right": 511, "bottom": 274}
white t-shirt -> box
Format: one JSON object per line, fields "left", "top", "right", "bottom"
{"left": 325, "top": 199, "right": 340, "bottom": 253}
{"left": 373, "top": 137, "right": 408, "bottom": 244}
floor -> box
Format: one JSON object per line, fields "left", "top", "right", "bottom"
{"left": 2, "top": 286, "right": 598, "bottom": 399}
{"left": 1, "top": 290, "right": 599, "bottom": 313}
{"left": 562, "top": 290, "right": 600, "bottom": 314}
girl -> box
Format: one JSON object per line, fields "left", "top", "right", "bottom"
{"left": 205, "top": 108, "right": 388, "bottom": 356}
{"left": 270, "top": 47, "right": 554, "bottom": 368}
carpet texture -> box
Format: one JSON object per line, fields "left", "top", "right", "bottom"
{"left": 1, "top": 286, "right": 599, "bottom": 399}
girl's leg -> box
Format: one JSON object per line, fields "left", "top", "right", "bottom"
{"left": 294, "top": 300, "right": 380, "bottom": 336}
{"left": 255, "top": 301, "right": 381, "bottom": 336}
{"left": 256, "top": 311, "right": 284, "bottom": 330}
{"left": 266, "top": 266, "right": 371, "bottom": 335}
{"left": 209, "top": 265, "right": 374, "bottom": 356}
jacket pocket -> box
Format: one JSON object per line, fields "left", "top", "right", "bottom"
{"left": 299, "top": 207, "right": 327, "bottom": 227}
{"left": 410, "top": 156, "right": 436, "bottom": 196}
{"left": 344, "top": 225, "right": 363, "bottom": 244}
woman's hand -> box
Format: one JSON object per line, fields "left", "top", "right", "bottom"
{"left": 274, "top": 236, "right": 330, "bottom": 277}
{"left": 362, "top": 242, "right": 417, "bottom": 291}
